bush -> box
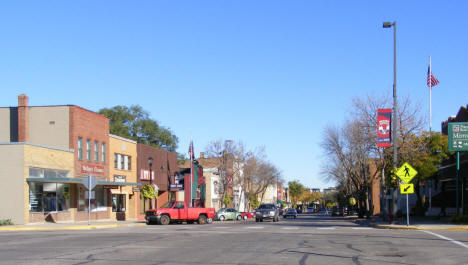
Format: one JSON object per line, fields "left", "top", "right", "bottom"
{"left": 0, "top": 219, "right": 13, "bottom": 226}
{"left": 450, "top": 215, "right": 468, "bottom": 224}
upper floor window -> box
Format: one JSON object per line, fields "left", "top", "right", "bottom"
{"left": 86, "top": 139, "right": 91, "bottom": 161}
{"left": 101, "top": 142, "right": 106, "bottom": 163}
{"left": 94, "top": 141, "right": 99, "bottom": 162}
{"left": 114, "top": 153, "right": 131, "bottom": 170}
{"left": 78, "top": 137, "right": 83, "bottom": 160}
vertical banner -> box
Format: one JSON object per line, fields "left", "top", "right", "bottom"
{"left": 377, "top": 108, "right": 392, "bottom": 147}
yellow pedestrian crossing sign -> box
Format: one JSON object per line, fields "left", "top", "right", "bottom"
{"left": 400, "top": 184, "right": 414, "bottom": 194}
{"left": 396, "top": 162, "right": 418, "bottom": 183}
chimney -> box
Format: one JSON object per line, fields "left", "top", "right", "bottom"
{"left": 18, "top": 94, "right": 29, "bottom": 142}
{"left": 200, "top": 152, "right": 204, "bottom": 159}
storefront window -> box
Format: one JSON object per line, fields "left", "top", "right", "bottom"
{"left": 78, "top": 186, "right": 108, "bottom": 212}
{"left": 28, "top": 182, "right": 69, "bottom": 212}
{"left": 29, "top": 168, "right": 69, "bottom": 178}
{"left": 112, "top": 194, "right": 126, "bottom": 212}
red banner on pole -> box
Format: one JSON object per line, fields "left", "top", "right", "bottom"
{"left": 377, "top": 109, "right": 392, "bottom": 148}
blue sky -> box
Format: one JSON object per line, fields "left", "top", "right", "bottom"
{"left": 1, "top": 1, "right": 467, "bottom": 189}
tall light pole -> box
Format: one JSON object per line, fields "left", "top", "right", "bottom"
{"left": 383, "top": 21, "right": 398, "bottom": 220}
{"left": 148, "top": 157, "right": 153, "bottom": 210}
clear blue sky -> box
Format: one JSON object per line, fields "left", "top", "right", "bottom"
{"left": 1, "top": 1, "right": 467, "bottom": 189}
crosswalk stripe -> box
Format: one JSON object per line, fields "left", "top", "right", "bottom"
{"left": 317, "top": 227, "right": 335, "bottom": 230}
{"left": 246, "top": 226, "right": 264, "bottom": 229}
{"left": 352, "top": 227, "right": 372, "bottom": 230}
{"left": 281, "top": 227, "right": 299, "bottom": 230}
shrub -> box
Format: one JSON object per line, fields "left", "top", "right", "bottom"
{"left": 0, "top": 219, "right": 13, "bottom": 226}
{"left": 450, "top": 215, "right": 468, "bottom": 224}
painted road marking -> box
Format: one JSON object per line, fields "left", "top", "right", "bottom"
{"left": 246, "top": 226, "right": 264, "bottom": 229}
{"left": 281, "top": 227, "right": 299, "bottom": 230}
{"left": 317, "top": 227, "right": 335, "bottom": 230}
{"left": 213, "top": 226, "right": 232, "bottom": 229}
{"left": 352, "top": 227, "right": 373, "bottom": 230}
{"left": 422, "top": 230, "right": 468, "bottom": 249}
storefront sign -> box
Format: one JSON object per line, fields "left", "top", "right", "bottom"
{"left": 140, "top": 169, "right": 154, "bottom": 180}
{"left": 103, "top": 185, "right": 119, "bottom": 189}
{"left": 81, "top": 164, "right": 105, "bottom": 174}
{"left": 132, "top": 187, "right": 140, "bottom": 192}
{"left": 114, "top": 175, "right": 126, "bottom": 183}
{"left": 169, "top": 174, "right": 183, "bottom": 189}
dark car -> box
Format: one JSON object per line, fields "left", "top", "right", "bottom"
{"left": 331, "top": 206, "right": 345, "bottom": 216}
{"left": 283, "top": 208, "right": 297, "bottom": 219}
{"left": 255, "top": 203, "right": 279, "bottom": 222}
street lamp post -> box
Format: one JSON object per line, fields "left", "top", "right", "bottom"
{"left": 148, "top": 157, "right": 153, "bottom": 210}
{"left": 383, "top": 21, "right": 399, "bottom": 221}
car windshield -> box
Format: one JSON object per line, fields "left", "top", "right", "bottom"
{"left": 258, "top": 204, "right": 274, "bottom": 209}
{"left": 160, "top": 201, "right": 176, "bottom": 209}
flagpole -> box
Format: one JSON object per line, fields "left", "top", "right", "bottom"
{"left": 429, "top": 56, "right": 432, "bottom": 132}
{"left": 428, "top": 56, "right": 433, "bottom": 211}
{"left": 190, "top": 134, "right": 193, "bottom": 207}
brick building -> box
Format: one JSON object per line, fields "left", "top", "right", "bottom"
{"left": 0, "top": 94, "right": 139, "bottom": 224}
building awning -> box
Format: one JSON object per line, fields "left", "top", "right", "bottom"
{"left": 26, "top": 178, "right": 141, "bottom": 186}
{"left": 96, "top": 180, "right": 141, "bottom": 186}
{"left": 26, "top": 177, "right": 83, "bottom": 184}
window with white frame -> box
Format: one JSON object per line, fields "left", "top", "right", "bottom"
{"left": 114, "top": 153, "right": 131, "bottom": 170}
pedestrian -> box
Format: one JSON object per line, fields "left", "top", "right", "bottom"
{"left": 388, "top": 211, "right": 393, "bottom": 224}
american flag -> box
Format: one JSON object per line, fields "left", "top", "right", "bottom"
{"left": 427, "top": 66, "right": 439, "bottom": 87}
{"left": 188, "top": 139, "right": 194, "bottom": 160}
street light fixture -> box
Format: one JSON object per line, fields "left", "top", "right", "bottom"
{"left": 148, "top": 156, "right": 153, "bottom": 210}
{"left": 383, "top": 21, "right": 398, "bottom": 221}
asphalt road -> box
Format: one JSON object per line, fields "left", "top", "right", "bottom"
{"left": 1, "top": 214, "right": 467, "bottom": 265}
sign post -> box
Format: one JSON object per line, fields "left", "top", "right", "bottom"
{"left": 396, "top": 162, "right": 417, "bottom": 226}
{"left": 81, "top": 175, "right": 97, "bottom": 225}
{"left": 448, "top": 122, "right": 468, "bottom": 215}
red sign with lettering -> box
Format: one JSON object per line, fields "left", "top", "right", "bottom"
{"left": 81, "top": 164, "right": 104, "bottom": 174}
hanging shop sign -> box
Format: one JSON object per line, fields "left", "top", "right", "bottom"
{"left": 377, "top": 108, "right": 392, "bottom": 148}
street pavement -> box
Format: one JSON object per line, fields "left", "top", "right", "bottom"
{"left": 0, "top": 214, "right": 467, "bottom": 265}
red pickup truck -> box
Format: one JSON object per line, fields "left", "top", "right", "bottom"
{"left": 145, "top": 201, "right": 216, "bottom": 225}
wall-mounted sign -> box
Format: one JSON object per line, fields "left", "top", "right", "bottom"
{"left": 169, "top": 174, "right": 183, "bottom": 189}
{"left": 132, "top": 187, "right": 140, "bottom": 192}
{"left": 114, "top": 175, "right": 126, "bottom": 183}
{"left": 81, "top": 164, "right": 104, "bottom": 174}
{"left": 140, "top": 169, "right": 154, "bottom": 180}
{"left": 103, "top": 185, "right": 118, "bottom": 189}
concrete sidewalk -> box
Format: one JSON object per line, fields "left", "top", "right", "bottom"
{"left": 352, "top": 216, "right": 468, "bottom": 231}
{"left": 0, "top": 220, "right": 147, "bottom": 231}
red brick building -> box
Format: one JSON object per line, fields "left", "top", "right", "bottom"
{"left": 136, "top": 143, "right": 178, "bottom": 221}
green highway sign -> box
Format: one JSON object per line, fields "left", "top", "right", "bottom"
{"left": 448, "top": 122, "right": 468, "bottom": 151}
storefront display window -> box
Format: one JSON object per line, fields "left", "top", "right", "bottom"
{"left": 78, "top": 186, "right": 108, "bottom": 212}
{"left": 28, "top": 182, "right": 70, "bottom": 212}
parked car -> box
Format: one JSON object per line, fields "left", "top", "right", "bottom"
{"left": 145, "top": 201, "right": 216, "bottom": 225}
{"left": 216, "top": 208, "right": 242, "bottom": 221}
{"left": 241, "top": 211, "right": 256, "bottom": 220}
{"left": 283, "top": 208, "right": 297, "bottom": 219}
{"left": 255, "top": 203, "right": 279, "bottom": 222}
{"left": 331, "top": 206, "right": 345, "bottom": 216}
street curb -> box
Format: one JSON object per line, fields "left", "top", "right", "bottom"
{"left": 0, "top": 223, "right": 146, "bottom": 232}
{"left": 374, "top": 224, "right": 468, "bottom": 231}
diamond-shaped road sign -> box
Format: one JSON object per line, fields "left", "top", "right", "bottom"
{"left": 396, "top": 162, "right": 418, "bottom": 184}
{"left": 82, "top": 175, "right": 97, "bottom": 190}
{"left": 400, "top": 183, "right": 414, "bottom": 194}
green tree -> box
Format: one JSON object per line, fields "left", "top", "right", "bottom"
{"left": 404, "top": 132, "right": 451, "bottom": 215}
{"left": 99, "top": 105, "right": 178, "bottom": 151}
{"left": 288, "top": 181, "right": 305, "bottom": 207}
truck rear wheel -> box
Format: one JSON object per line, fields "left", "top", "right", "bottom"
{"left": 198, "top": 215, "right": 207, "bottom": 224}
{"left": 160, "top": 215, "right": 170, "bottom": 225}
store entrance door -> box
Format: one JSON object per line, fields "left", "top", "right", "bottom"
{"left": 112, "top": 194, "right": 126, "bottom": 220}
